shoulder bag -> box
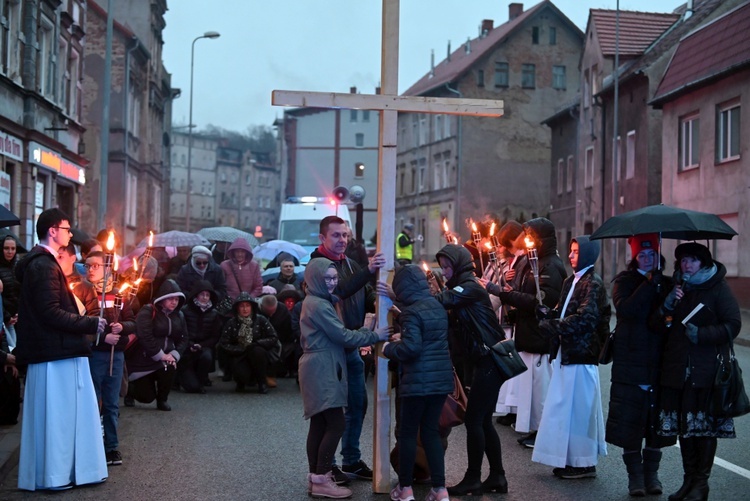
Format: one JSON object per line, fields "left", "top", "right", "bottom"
{"left": 439, "top": 367, "right": 468, "bottom": 429}
{"left": 711, "top": 334, "right": 750, "bottom": 419}
{"left": 599, "top": 329, "right": 614, "bottom": 365}
{"left": 487, "top": 339, "right": 527, "bottom": 380}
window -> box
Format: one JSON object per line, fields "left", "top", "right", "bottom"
{"left": 522, "top": 64, "right": 536, "bottom": 89}
{"left": 435, "top": 115, "right": 443, "bottom": 141}
{"left": 125, "top": 171, "right": 137, "bottom": 226}
{"left": 411, "top": 114, "right": 419, "bottom": 147}
{"left": 152, "top": 185, "right": 161, "bottom": 230}
{"left": 717, "top": 102, "right": 740, "bottom": 162}
{"left": 477, "top": 69, "right": 484, "bottom": 87}
{"left": 552, "top": 65, "right": 566, "bottom": 90}
{"left": 556, "top": 159, "right": 564, "bottom": 194}
{"left": 58, "top": 38, "right": 68, "bottom": 109}
{"left": 350, "top": 109, "right": 358, "bottom": 122}
{"left": 584, "top": 147, "right": 594, "bottom": 188}
{"left": 443, "top": 115, "right": 450, "bottom": 138}
{"left": 583, "top": 69, "right": 591, "bottom": 108}
{"left": 69, "top": 49, "right": 81, "bottom": 119}
{"left": 1, "top": 1, "right": 23, "bottom": 81}
{"left": 443, "top": 160, "right": 450, "bottom": 188}
{"left": 549, "top": 27, "right": 557, "bottom": 45}
{"left": 355, "top": 133, "right": 364, "bottom": 147}
{"left": 566, "top": 155, "right": 573, "bottom": 192}
{"left": 410, "top": 167, "right": 416, "bottom": 194}
{"left": 494, "top": 62, "right": 509, "bottom": 87}
{"left": 245, "top": 173, "right": 252, "bottom": 185}
{"left": 220, "top": 172, "right": 227, "bottom": 183}
{"left": 38, "top": 15, "right": 55, "bottom": 97}
{"left": 591, "top": 64, "right": 599, "bottom": 96}
{"left": 362, "top": 110, "right": 370, "bottom": 122}
{"left": 354, "top": 162, "right": 365, "bottom": 178}
{"left": 399, "top": 166, "right": 405, "bottom": 196}
{"left": 532, "top": 26, "right": 539, "bottom": 44}
{"left": 418, "top": 160, "right": 426, "bottom": 192}
{"left": 130, "top": 89, "right": 141, "bottom": 137}
{"left": 626, "top": 130, "right": 636, "bottom": 179}
{"left": 433, "top": 161, "right": 441, "bottom": 190}
{"left": 418, "top": 114, "right": 427, "bottom": 145}
{"left": 679, "top": 114, "right": 700, "bottom": 170}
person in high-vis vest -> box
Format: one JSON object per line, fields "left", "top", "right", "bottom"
{"left": 396, "top": 223, "right": 416, "bottom": 267}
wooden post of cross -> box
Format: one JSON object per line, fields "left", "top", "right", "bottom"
{"left": 272, "top": 0, "right": 503, "bottom": 493}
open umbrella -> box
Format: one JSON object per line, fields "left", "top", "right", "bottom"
{"left": 0, "top": 205, "right": 20, "bottom": 228}
{"left": 197, "top": 226, "right": 259, "bottom": 247}
{"left": 252, "top": 240, "right": 309, "bottom": 261}
{"left": 590, "top": 204, "right": 737, "bottom": 241}
{"left": 136, "top": 230, "right": 210, "bottom": 248}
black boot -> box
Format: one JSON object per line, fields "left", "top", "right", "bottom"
{"left": 481, "top": 470, "right": 508, "bottom": 493}
{"left": 642, "top": 448, "right": 663, "bottom": 495}
{"left": 447, "top": 472, "right": 483, "bottom": 496}
{"left": 684, "top": 437, "right": 716, "bottom": 501}
{"left": 669, "top": 437, "right": 699, "bottom": 500}
{"left": 623, "top": 451, "right": 645, "bottom": 497}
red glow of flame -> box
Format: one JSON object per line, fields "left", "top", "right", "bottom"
{"left": 485, "top": 242, "right": 492, "bottom": 250}
{"left": 442, "top": 218, "right": 449, "bottom": 232}
{"left": 490, "top": 222, "right": 496, "bottom": 236}
{"left": 452, "top": 236, "right": 458, "bottom": 245}
{"left": 114, "top": 254, "right": 119, "bottom": 272}
{"left": 134, "top": 278, "right": 142, "bottom": 286}
{"left": 471, "top": 221, "right": 478, "bottom": 232}
{"left": 119, "top": 283, "right": 130, "bottom": 293}
{"left": 525, "top": 236, "right": 535, "bottom": 249}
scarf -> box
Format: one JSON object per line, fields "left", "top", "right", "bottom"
{"left": 316, "top": 244, "right": 345, "bottom": 262}
{"left": 237, "top": 315, "right": 254, "bottom": 346}
{"left": 191, "top": 255, "right": 210, "bottom": 277}
{"left": 194, "top": 297, "right": 213, "bottom": 312}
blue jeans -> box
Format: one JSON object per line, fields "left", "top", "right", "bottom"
{"left": 89, "top": 350, "right": 124, "bottom": 452}
{"left": 340, "top": 349, "right": 367, "bottom": 465}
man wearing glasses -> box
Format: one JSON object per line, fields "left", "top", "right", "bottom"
{"left": 176, "top": 245, "right": 227, "bottom": 304}
{"left": 14, "top": 208, "right": 108, "bottom": 491}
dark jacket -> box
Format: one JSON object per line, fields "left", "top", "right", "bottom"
{"left": 659, "top": 261, "right": 741, "bottom": 389}
{"left": 73, "top": 281, "right": 137, "bottom": 353}
{"left": 610, "top": 268, "right": 672, "bottom": 385}
{"left": 540, "top": 236, "right": 611, "bottom": 365}
{"left": 176, "top": 258, "right": 227, "bottom": 302}
{"left": 384, "top": 265, "right": 453, "bottom": 398}
{"left": 14, "top": 246, "right": 101, "bottom": 364}
{"left": 219, "top": 292, "right": 279, "bottom": 356}
{"left": 181, "top": 280, "right": 223, "bottom": 349}
{"left": 434, "top": 244, "right": 505, "bottom": 359}
{"left": 310, "top": 247, "right": 375, "bottom": 330}
{"left": 495, "top": 218, "right": 567, "bottom": 353}
{"left": 267, "top": 274, "right": 302, "bottom": 295}
{"left": 264, "top": 302, "right": 294, "bottom": 344}
{"left": 127, "top": 279, "right": 188, "bottom": 375}
{"left": 0, "top": 254, "right": 20, "bottom": 322}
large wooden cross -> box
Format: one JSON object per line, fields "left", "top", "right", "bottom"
{"left": 272, "top": 0, "right": 503, "bottom": 493}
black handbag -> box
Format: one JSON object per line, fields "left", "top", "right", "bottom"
{"left": 599, "top": 329, "right": 614, "bottom": 365}
{"left": 711, "top": 338, "right": 750, "bottom": 419}
{"left": 487, "top": 339, "right": 527, "bottom": 380}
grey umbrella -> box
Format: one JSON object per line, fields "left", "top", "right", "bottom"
{"left": 197, "top": 226, "right": 259, "bottom": 247}
{"left": 137, "top": 230, "right": 211, "bottom": 248}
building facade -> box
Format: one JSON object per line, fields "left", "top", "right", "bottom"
{"left": 169, "top": 131, "right": 217, "bottom": 232}
{"left": 216, "top": 143, "right": 242, "bottom": 228}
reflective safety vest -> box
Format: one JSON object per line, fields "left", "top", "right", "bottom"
{"left": 396, "top": 232, "right": 413, "bottom": 261}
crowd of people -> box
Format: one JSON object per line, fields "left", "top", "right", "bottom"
{"left": 0, "top": 208, "right": 742, "bottom": 501}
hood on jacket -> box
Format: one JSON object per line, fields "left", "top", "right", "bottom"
{"left": 523, "top": 217, "right": 558, "bottom": 258}
{"left": 232, "top": 291, "right": 259, "bottom": 315}
{"left": 435, "top": 244, "right": 475, "bottom": 288}
{"left": 227, "top": 237, "right": 253, "bottom": 262}
{"left": 392, "top": 264, "right": 431, "bottom": 306}
{"left": 14, "top": 245, "right": 53, "bottom": 284}
{"left": 153, "top": 278, "right": 186, "bottom": 310}
{"left": 304, "top": 257, "right": 335, "bottom": 300}
{"left": 571, "top": 235, "right": 600, "bottom": 272}
{"left": 187, "top": 279, "right": 218, "bottom": 304}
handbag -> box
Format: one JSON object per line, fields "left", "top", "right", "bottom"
{"left": 487, "top": 339, "right": 527, "bottom": 380}
{"left": 599, "top": 329, "right": 614, "bottom": 365}
{"left": 439, "top": 367, "right": 468, "bottom": 429}
{"left": 217, "top": 265, "right": 245, "bottom": 315}
{"left": 711, "top": 337, "right": 750, "bottom": 419}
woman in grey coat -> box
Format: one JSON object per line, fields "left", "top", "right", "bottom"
{"left": 299, "top": 258, "right": 390, "bottom": 499}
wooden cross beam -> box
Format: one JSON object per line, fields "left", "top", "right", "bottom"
{"left": 272, "top": 0, "right": 503, "bottom": 493}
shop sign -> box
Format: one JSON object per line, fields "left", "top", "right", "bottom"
{"left": 28, "top": 141, "right": 86, "bottom": 185}
{"left": 0, "top": 131, "right": 23, "bottom": 162}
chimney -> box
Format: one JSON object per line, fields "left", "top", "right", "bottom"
{"left": 350, "top": 86, "right": 357, "bottom": 94}
{"left": 430, "top": 49, "right": 435, "bottom": 77}
{"left": 684, "top": 0, "right": 694, "bottom": 20}
{"left": 481, "top": 19, "right": 494, "bottom": 36}
{"left": 465, "top": 36, "right": 471, "bottom": 54}
{"left": 447, "top": 40, "right": 451, "bottom": 62}
{"left": 509, "top": 3, "right": 523, "bottom": 21}
{"left": 375, "top": 86, "right": 381, "bottom": 95}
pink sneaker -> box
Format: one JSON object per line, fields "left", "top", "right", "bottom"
{"left": 390, "top": 484, "right": 415, "bottom": 501}
{"left": 425, "top": 487, "right": 449, "bottom": 501}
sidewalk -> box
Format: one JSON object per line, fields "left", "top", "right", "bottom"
{"left": 2, "top": 309, "right": 750, "bottom": 485}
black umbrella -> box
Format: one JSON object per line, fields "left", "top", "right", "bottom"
{"left": 0, "top": 205, "right": 20, "bottom": 228}
{"left": 70, "top": 228, "right": 91, "bottom": 245}
{"left": 0, "top": 228, "right": 27, "bottom": 253}
{"left": 590, "top": 204, "right": 737, "bottom": 241}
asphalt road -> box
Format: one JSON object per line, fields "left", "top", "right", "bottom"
{"left": 1, "top": 346, "right": 749, "bottom": 500}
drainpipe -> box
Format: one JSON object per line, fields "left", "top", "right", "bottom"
{"left": 445, "top": 83, "right": 462, "bottom": 235}
{"left": 123, "top": 36, "right": 142, "bottom": 238}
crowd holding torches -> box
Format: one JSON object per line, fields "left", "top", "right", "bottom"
{"left": 525, "top": 235, "right": 543, "bottom": 305}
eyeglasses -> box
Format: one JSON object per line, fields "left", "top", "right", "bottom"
{"left": 54, "top": 226, "right": 73, "bottom": 234}
{"left": 324, "top": 276, "right": 338, "bottom": 283}
{"left": 195, "top": 260, "right": 209, "bottom": 266}
{"left": 85, "top": 263, "right": 103, "bottom": 271}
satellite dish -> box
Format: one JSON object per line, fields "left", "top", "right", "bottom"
{"left": 349, "top": 185, "right": 366, "bottom": 203}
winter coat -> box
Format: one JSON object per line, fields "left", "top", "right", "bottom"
{"left": 176, "top": 257, "right": 227, "bottom": 302}
{"left": 659, "top": 261, "right": 741, "bottom": 389}
{"left": 14, "top": 246, "right": 101, "bottom": 365}
{"left": 539, "top": 236, "right": 611, "bottom": 365}
{"left": 383, "top": 265, "right": 453, "bottom": 398}
{"left": 298, "top": 258, "right": 380, "bottom": 419}
{"left": 127, "top": 279, "right": 188, "bottom": 378}
{"left": 434, "top": 244, "right": 505, "bottom": 360}
{"left": 495, "top": 218, "right": 567, "bottom": 353}
{"left": 266, "top": 274, "right": 302, "bottom": 296}
{"left": 0, "top": 254, "right": 20, "bottom": 322}
{"left": 181, "top": 280, "right": 223, "bottom": 349}
{"left": 220, "top": 238, "right": 263, "bottom": 299}
{"left": 610, "top": 268, "right": 672, "bottom": 386}
{"left": 219, "top": 292, "right": 279, "bottom": 356}
{"left": 73, "top": 280, "right": 137, "bottom": 353}
{"left": 309, "top": 247, "right": 376, "bottom": 330}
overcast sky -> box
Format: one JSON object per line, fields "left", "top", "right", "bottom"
{"left": 162, "top": 0, "right": 682, "bottom": 133}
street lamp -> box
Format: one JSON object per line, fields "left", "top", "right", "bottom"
{"left": 185, "top": 30, "right": 220, "bottom": 232}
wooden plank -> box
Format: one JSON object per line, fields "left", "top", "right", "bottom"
{"left": 272, "top": 89, "right": 504, "bottom": 117}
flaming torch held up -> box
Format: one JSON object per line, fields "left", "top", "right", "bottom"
{"left": 490, "top": 222, "right": 501, "bottom": 250}
{"left": 525, "top": 235, "right": 543, "bottom": 305}
{"left": 109, "top": 282, "right": 129, "bottom": 376}
{"left": 97, "top": 231, "right": 115, "bottom": 346}
{"left": 442, "top": 218, "right": 453, "bottom": 244}
{"left": 485, "top": 242, "right": 499, "bottom": 285}
{"left": 422, "top": 261, "right": 443, "bottom": 292}
{"left": 471, "top": 220, "right": 484, "bottom": 273}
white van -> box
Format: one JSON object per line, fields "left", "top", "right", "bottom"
{"left": 278, "top": 197, "right": 351, "bottom": 264}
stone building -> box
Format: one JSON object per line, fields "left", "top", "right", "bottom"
{"left": 169, "top": 130, "right": 217, "bottom": 232}
{"left": 396, "top": 1, "right": 583, "bottom": 261}
{"left": 216, "top": 143, "right": 243, "bottom": 228}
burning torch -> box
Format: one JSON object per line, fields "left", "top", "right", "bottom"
{"left": 97, "top": 231, "right": 115, "bottom": 346}
{"left": 442, "top": 218, "right": 453, "bottom": 244}
{"left": 525, "top": 235, "right": 543, "bottom": 305}
{"left": 471, "top": 220, "right": 484, "bottom": 273}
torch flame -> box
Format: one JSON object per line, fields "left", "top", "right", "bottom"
{"left": 106, "top": 231, "right": 115, "bottom": 252}
{"left": 525, "top": 236, "right": 535, "bottom": 249}
{"left": 132, "top": 258, "right": 138, "bottom": 272}
{"left": 148, "top": 231, "right": 154, "bottom": 248}
{"left": 114, "top": 254, "right": 119, "bottom": 272}
{"left": 485, "top": 242, "right": 492, "bottom": 250}
{"left": 452, "top": 236, "right": 458, "bottom": 245}
{"left": 421, "top": 262, "right": 430, "bottom": 272}
{"left": 134, "top": 278, "right": 143, "bottom": 286}
{"left": 119, "top": 282, "right": 131, "bottom": 293}
{"left": 490, "top": 222, "right": 496, "bottom": 236}
{"left": 471, "top": 221, "right": 478, "bottom": 232}
{"left": 442, "top": 218, "right": 449, "bottom": 233}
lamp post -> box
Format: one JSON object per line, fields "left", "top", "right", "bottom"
{"left": 185, "top": 31, "right": 220, "bottom": 232}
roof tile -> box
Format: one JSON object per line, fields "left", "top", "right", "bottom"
{"left": 590, "top": 9, "right": 680, "bottom": 58}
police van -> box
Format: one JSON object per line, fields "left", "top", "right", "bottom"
{"left": 278, "top": 197, "right": 351, "bottom": 264}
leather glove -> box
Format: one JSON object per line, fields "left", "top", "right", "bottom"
{"left": 535, "top": 304, "right": 551, "bottom": 321}
{"left": 664, "top": 286, "right": 679, "bottom": 311}
{"left": 684, "top": 323, "right": 699, "bottom": 344}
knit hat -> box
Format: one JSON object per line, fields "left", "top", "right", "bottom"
{"left": 675, "top": 242, "right": 713, "bottom": 268}
{"left": 191, "top": 245, "right": 211, "bottom": 258}
{"left": 404, "top": 223, "right": 414, "bottom": 231}
{"left": 628, "top": 233, "right": 659, "bottom": 258}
